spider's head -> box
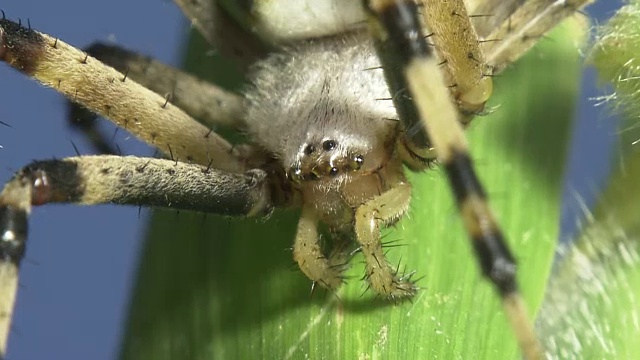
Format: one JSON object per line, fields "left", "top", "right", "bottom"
{"left": 287, "top": 130, "right": 392, "bottom": 184}
{"left": 288, "top": 138, "right": 364, "bottom": 183}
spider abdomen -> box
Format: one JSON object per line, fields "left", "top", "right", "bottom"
{"left": 244, "top": 31, "right": 400, "bottom": 183}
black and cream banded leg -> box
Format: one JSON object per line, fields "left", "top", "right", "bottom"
{"left": 362, "top": 0, "right": 543, "bottom": 358}
{"left": 0, "top": 156, "right": 274, "bottom": 356}
{"left": 0, "top": 14, "right": 274, "bottom": 358}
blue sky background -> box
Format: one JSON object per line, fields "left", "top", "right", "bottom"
{"left": 0, "top": 1, "right": 181, "bottom": 359}
{"left": 0, "top": 1, "right": 623, "bottom": 359}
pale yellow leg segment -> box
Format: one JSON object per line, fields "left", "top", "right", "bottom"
{"left": 420, "top": 0, "right": 493, "bottom": 113}
{"left": 504, "top": 294, "right": 544, "bottom": 360}
{"left": 0, "top": 20, "right": 245, "bottom": 172}
{"left": 293, "top": 208, "right": 344, "bottom": 291}
{"left": 405, "top": 57, "right": 467, "bottom": 162}
{"left": 0, "top": 264, "right": 18, "bottom": 357}
{"left": 354, "top": 182, "right": 416, "bottom": 299}
{"left": 83, "top": 44, "right": 245, "bottom": 130}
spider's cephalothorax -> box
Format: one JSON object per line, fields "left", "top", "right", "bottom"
{"left": 245, "top": 32, "right": 422, "bottom": 295}
{"left": 0, "top": 0, "right": 593, "bottom": 358}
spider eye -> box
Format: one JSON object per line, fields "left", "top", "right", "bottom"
{"left": 322, "top": 140, "right": 337, "bottom": 151}
{"left": 304, "top": 144, "right": 316, "bottom": 155}
{"left": 352, "top": 155, "right": 364, "bottom": 170}
{"left": 329, "top": 167, "right": 339, "bottom": 176}
{"left": 289, "top": 167, "right": 303, "bottom": 183}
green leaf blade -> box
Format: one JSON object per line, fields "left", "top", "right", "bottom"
{"left": 537, "top": 3, "right": 640, "bottom": 357}
{"left": 120, "top": 19, "right": 584, "bottom": 360}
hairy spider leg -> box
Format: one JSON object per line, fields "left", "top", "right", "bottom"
{"left": 420, "top": 0, "right": 493, "bottom": 115}
{"left": 0, "top": 18, "right": 244, "bottom": 172}
{"left": 0, "top": 156, "right": 273, "bottom": 357}
{"left": 68, "top": 43, "right": 245, "bottom": 140}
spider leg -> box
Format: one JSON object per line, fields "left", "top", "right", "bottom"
{"left": 354, "top": 182, "right": 416, "bottom": 299}
{"left": 0, "top": 18, "right": 243, "bottom": 171}
{"left": 420, "top": 0, "right": 594, "bottom": 114}
{"left": 68, "top": 43, "right": 244, "bottom": 131}
{"left": 465, "top": 0, "right": 521, "bottom": 36}
{"left": 472, "top": 0, "right": 593, "bottom": 73}
{"left": 420, "top": 0, "right": 493, "bottom": 115}
{"left": 67, "top": 103, "right": 119, "bottom": 154}
{"left": 0, "top": 155, "right": 274, "bottom": 356}
{"left": 173, "top": 0, "right": 267, "bottom": 70}
{"left": 293, "top": 207, "right": 345, "bottom": 291}
{"left": 419, "top": 0, "right": 592, "bottom": 113}
{"left": 363, "top": 0, "right": 542, "bottom": 358}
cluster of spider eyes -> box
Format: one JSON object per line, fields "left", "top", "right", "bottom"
{"left": 304, "top": 139, "right": 338, "bottom": 155}
{"left": 290, "top": 139, "right": 365, "bottom": 182}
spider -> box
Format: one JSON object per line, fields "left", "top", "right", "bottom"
{"left": 0, "top": 0, "right": 595, "bottom": 359}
